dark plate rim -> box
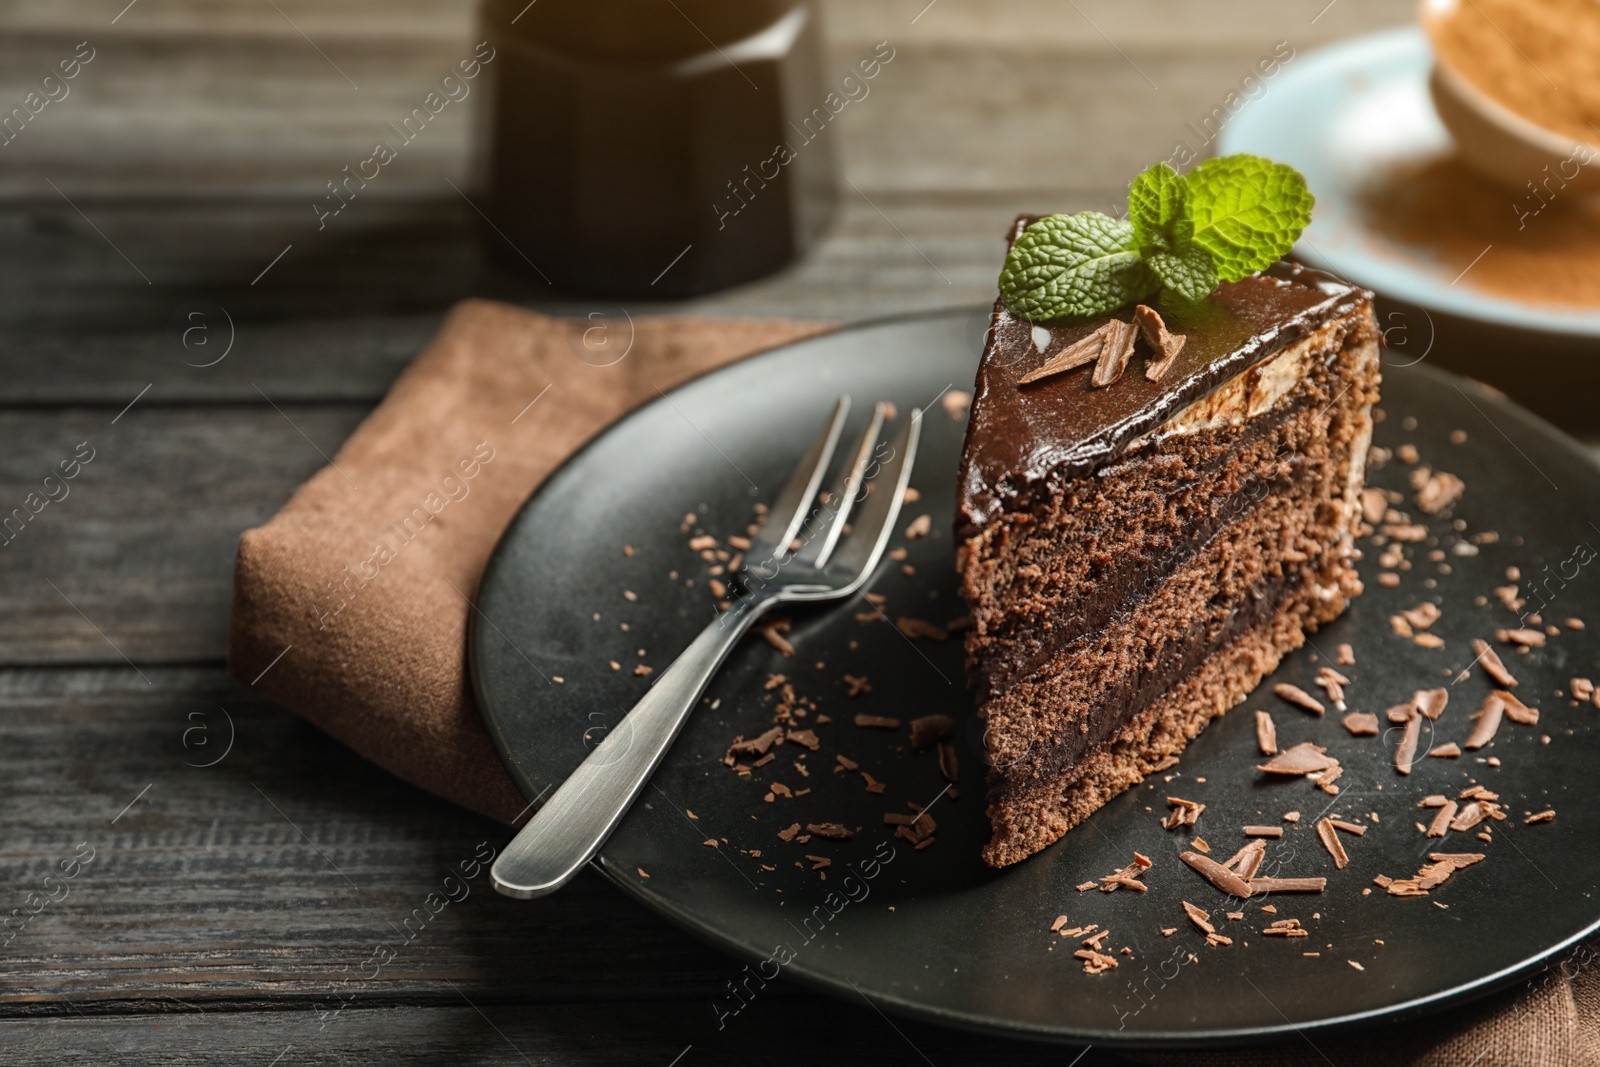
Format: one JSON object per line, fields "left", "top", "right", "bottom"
{"left": 470, "top": 303, "right": 1600, "bottom": 1049}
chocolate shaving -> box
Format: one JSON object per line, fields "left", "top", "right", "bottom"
{"left": 1395, "top": 714, "right": 1421, "bottom": 776}
{"left": 725, "top": 726, "right": 785, "bottom": 763}
{"left": 1465, "top": 694, "right": 1497, "bottom": 751}
{"left": 1497, "top": 627, "right": 1546, "bottom": 649}
{"left": 1526, "top": 810, "right": 1556, "bottom": 824}
{"left": 1090, "top": 319, "right": 1138, "bottom": 387}
{"left": 896, "top": 617, "right": 948, "bottom": 642}
{"left": 1496, "top": 689, "right": 1539, "bottom": 725}
{"left": 854, "top": 714, "right": 900, "bottom": 729}
{"left": 1274, "top": 683, "right": 1325, "bottom": 715}
{"left": 1181, "top": 901, "right": 1215, "bottom": 936}
{"left": 1400, "top": 602, "right": 1441, "bottom": 632}
{"left": 1415, "top": 470, "right": 1464, "bottom": 514}
{"left": 1248, "top": 877, "right": 1327, "bottom": 893}
{"left": 1017, "top": 323, "right": 1110, "bottom": 385}
{"left": 1181, "top": 851, "right": 1254, "bottom": 898}
{"left": 1098, "top": 853, "right": 1154, "bottom": 894}
{"left": 1218, "top": 841, "right": 1263, "bottom": 873}
{"left": 1263, "top": 918, "right": 1309, "bottom": 937}
{"left": 757, "top": 617, "right": 794, "bottom": 656}
{"left": 1472, "top": 638, "right": 1519, "bottom": 688}
{"left": 1316, "top": 818, "right": 1350, "bottom": 869}
{"left": 777, "top": 823, "right": 801, "bottom": 842}
{"left": 909, "top": 714, "right": 953, "bottom": 749}
{"left": 786, "top": 728, "right": 820, "bottom": 751}
{"left": 1256, "top": 742, "right": 1336, "bottom": 775}
{"left": 1243, "top": 826, "right": 1284, "bottom": 837}
{"left": 1449, "top": 801, "right": 1487, "bottom": 833}
{"left": 1315, "top": 667, "right": 1348, "bottom": 710}
{"left": 1162, "top": 797, "right": 1205, "bottom": 829}
{"left": 1428, "top": 742, "right": 1461, "bottom": 759}
{"left": 1075, "top": 948, "right": 1119, "bottom": 974}
{"left": 1383, "top": 852, "right": 1484, "bottom": 896}
{"left": 1329, "top": 819, "right": 1367, "bottom": 836}
{"left": 1135, "top": 304, "right": 1187, "bottom": 381}
{"left": 1413, "top": 688, "right": 1449, "bottom": 720}
{"left": 1427, "top": 801, "right": 1458, "bottom": 837}
{"left": 805, "top": 823, "right": 852, "bottom": 839}
{"left": 1102, "top": 873, "right": 1149, "bottom": 892}
{"left": 1255, "top": 710, "right": 1278, "bottom": 756}
{"left": 1238, "top": 843, "right": 1266, "bottom": 881}
{"left": 1342, "top": 712, "right": 1380, "bottom": 736}
{"left": 937, "top": 742, "right": 959, "bottom": 783}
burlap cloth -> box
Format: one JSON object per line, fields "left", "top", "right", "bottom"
{"left": 227, "top": 299, "right": 1599, "bottom": 1065}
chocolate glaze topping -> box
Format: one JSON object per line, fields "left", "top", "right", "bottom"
{"left": 956, "top": 217, "right": 1370, "bottom": 536}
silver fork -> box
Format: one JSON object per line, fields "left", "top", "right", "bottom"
{"left": 491, "top": 397, "right": 922, "bottom": 899}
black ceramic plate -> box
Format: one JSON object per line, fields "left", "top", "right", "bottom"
{"left": 471, "top": 307, "right": 1600, "bottom": 1047}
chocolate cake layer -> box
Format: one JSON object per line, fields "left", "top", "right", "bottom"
{"left": 983, "top": 568, "right": 1347, "bottom": 868}
{"left": 976, "top": 384, "right": 1363, "bottom": 793}
{"left": 957, "top": 235, "right": 1367, "bottom": 536}
{"left": 960, "top": 310, "right": 1370, "bottom": 697}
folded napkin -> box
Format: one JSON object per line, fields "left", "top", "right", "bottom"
{"left": 227, "top": 299, "right": 831, "bottom": 824}
{"left": 228, "top": 298, "right": 1597, "bottom": 1066}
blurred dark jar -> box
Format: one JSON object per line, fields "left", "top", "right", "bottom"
{"left": 478, "top": 0, "right": 838, "bottom": 298}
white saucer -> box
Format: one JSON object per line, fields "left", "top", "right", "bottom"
{"left": 1219, "top": 27, "right": 1600, "bottom": 337}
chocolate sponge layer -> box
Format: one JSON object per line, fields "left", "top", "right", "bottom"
{"left": 960, "top": 303, "right": 1379, "bottom": 868}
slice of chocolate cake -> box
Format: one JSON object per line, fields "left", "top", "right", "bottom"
{"left": 957, "top": 219, "right": 1379, "bottom": 868}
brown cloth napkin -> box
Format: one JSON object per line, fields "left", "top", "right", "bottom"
{"left": 227, "top": 298, "right": 1599, "bottom": 1066}
{"left": 227, "top": 299, "right": 830, "bottom": 824}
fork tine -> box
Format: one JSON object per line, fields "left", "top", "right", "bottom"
{"left": 745, "top": 395, "right": 849, "bottom": 570}
{"left": 824, "top": 409, "right": 922, "bottom": 584}
{"left": 793, "top": 401, "right": 886, "bottom": 570}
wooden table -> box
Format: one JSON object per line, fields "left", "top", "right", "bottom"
{"left": 9, "top": 1, "right": 1586, "bottom": 1061}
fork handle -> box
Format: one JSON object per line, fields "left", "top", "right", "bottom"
{"left": 490, "top": 595, "right": 774, "bottom": 899}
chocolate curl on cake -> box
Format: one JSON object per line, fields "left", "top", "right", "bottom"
{"left": 1017, "top": 324, "right": 1112, "bottom": 386}
{"left": 1090, "top": 319, "right": 1138, "bottom": 387}
{"left": 1135, "top": 304, "right": 1187, "bottom": 382}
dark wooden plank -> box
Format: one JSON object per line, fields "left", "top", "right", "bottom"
{"left": 0, "top": 39, "right": 1407, "bottom": 336}
{"left": 0, "top": 1002, "right": 1125, "bottom": 1065}
{"left": 0, "top": 667, "right": 735, "bottom": 1010}
{"left": 0, "top": 407, "right": 363, "bottom": 665}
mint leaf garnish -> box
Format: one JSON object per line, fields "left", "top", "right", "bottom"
{"left": 1182, "top": 154, "right": 1313, "bottom": 281}
{"left": 1147, "top": 243, "right": 1217, "bottom": 304}
{"left": 994, "top": 155, "right": 1313, "bottom": 324}
{"left": 998, "top": 212, "right": 1154, "bottom": 322}
{"left": 1127, "top": 162, "right": 1186, "bottom": 256}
